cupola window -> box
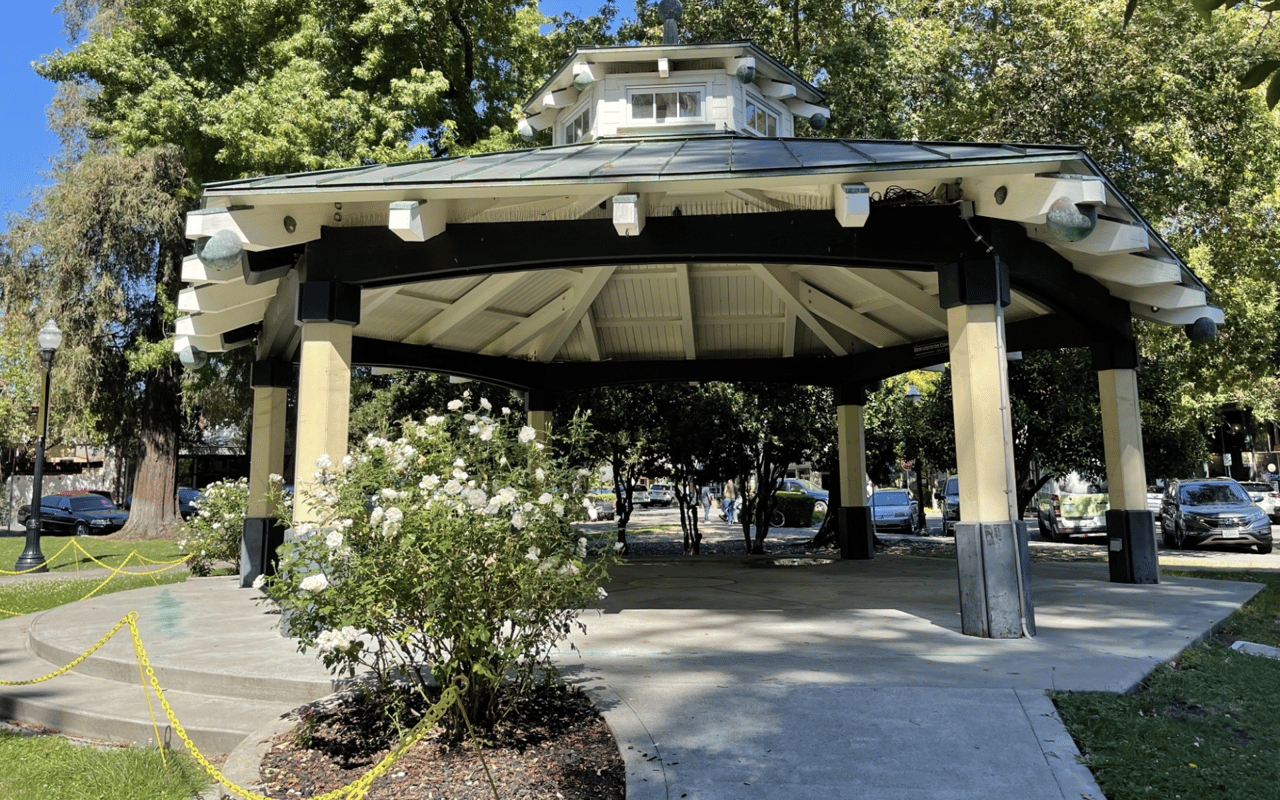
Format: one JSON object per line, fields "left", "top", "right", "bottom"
{"left": 744, "top": 97, "right": 778, "bottom": 137}
{"left": 565, "top": 106, "right": 592, "bottom": 143}
{"left": 628, "top": 86, "right": 704, "bottom": 124}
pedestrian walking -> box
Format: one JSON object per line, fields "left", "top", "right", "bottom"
{"left": 721, "top": 480, "right": 737, "bottom": 524}
{"left": 700, "top": 484, "right": 712, "bottom": 522}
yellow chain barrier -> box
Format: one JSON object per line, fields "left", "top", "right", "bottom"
{"left": 0, "top": 542, "right": 194, "bottom": 617}
{"left": 2, "top": 608, "right": 473, "bottom": 800}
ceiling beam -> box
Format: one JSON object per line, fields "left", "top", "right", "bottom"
{"left": 481, "top": 288, "right": 575, "bottom": 357}
{"left": 406, "top": 273, "right": 525, "bottom": 345}
{"left": 750, "top": 263, "right": 850, "bottom": 356}
{"left": 674, "top": 264, "right": 698, "bottom": 359}
{"left": 537, "top": 267, "right": 616, "bottom": 362}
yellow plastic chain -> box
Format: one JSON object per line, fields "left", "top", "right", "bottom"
{"left": 1, "top": 609, "right": 476, "bottom": 800}
{"left": 127, "top": 617, "right": 465, "bottom": 800}
{"left": 0, "top": 544, "right": 196, "bottom": 617}
{"left": 0, "top": 539, "right": 77, "bottom": 576}
{"left": 0, "top": 612, "right": 135, "bottom": 686}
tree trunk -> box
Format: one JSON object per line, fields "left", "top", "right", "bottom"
{"left": 112, "top": 362, "right": 182, "bottom": 540}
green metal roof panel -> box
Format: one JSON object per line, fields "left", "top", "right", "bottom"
{"left": 202, "top": 136, "right": 1087, "bottom": 194}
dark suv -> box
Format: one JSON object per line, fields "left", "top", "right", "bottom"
{"left": 940, "top": 476, "right": 960, "bottom": 536}
{"left": 1159, "top": 478, "right": 1272, "bottom": 554}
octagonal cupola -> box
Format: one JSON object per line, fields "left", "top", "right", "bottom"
{"left": 518, "top": 2, "right": 827, "bottom": 144}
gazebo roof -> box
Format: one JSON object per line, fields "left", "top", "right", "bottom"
{"left": 177, "top": 132, "right": 1219, "bottom": 390}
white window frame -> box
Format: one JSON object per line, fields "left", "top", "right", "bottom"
{"left": 564, "top": 102, "right": 593, "bottom": 144}
{"left": 743, "top": 91, "right": 780, "bottom": 137}
{"left": 626, "top": 83, "right": 707, "bottom": 126}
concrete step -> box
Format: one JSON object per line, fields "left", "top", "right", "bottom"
{"left": 0, "top": 577, "right": 340, "bottom": 755}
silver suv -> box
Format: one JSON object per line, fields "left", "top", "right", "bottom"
{"left": 940, "top": 476, "right": 960, "bottom": 536}
{"left": 1238, "top": 481, "right": 1280, "bottom": 523}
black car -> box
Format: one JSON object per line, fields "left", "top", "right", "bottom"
{"left": 940, "top": 476, "right": 960, "bottom": 536}
{"left": 1159, "top": 478, "right": 1273, "bottom": 554}
{"left": 125, "top": 487, "right": 205, "bottom": 520}
{"left": 26, "top": 493, "right": 129, "bottom": 536}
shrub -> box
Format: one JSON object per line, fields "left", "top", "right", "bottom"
{"left": 261, "top": 395, "right": 619, "bottom": 736}
{"left": 775, "top": 491, "right": 817, "bottom": 527}
{"left": 179, "top": 478, "right": 248, "bottom": 576}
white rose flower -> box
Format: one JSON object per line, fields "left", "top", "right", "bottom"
{"left": 479, "top": 397, "right": 492, "bottom": 410}
{"left": 420, "top": 474, "right": 441, "bottom": 490}
{"left": 464, "top": 413, "right": 477, "bottom": 422}
{"left": 444, "top": 479, "right": 463, "bottom": 495}
{"left": 525, "top": 546, "right": 540, "bottom": 561}
{"left": 597, "top": 587, "right": 609, "bottom": 600}
{"left": 300, "top": 574, "right": 329, "bottom": 593}
{"left": 381, "top": 488, "right": 398, "bottom": 500}
{"left": 464, "top": 488, "right": 488, "bottom": 508}
{"left": 512, "top": 513, "right": 527, "bottom": 530}
{"left": 447, "top": 399, "right": 464, "bottom": 411}
{"left": 452, "top": 468, "right": 468, "bottom": 480}
{"left": 252, "top": 574, "right": 266, "bottom": 590}
{"left": 315, "top": 454, "right": 332, "bottom": 469}
{"left": 538, "top": 492, "right": 554, "bottom": 505}
{"left": 614, "top": 541, "right": 626, "bottom": 552}
{"left": 535, "top": 467, "right": 546, "bottom": 481}
{"left": 577, "top": 537, "right": 588, "bottom": 557}
{"left": 518, "top": 426, "right": 537, "bottom": 443}
{"left": 425, "top": 415, "right": 445, "bottom": 427}
{"left": 502, "top": 407, "right": 511, "bottom": 415}
{"left": 553, "top": 502, "right": 565, "bottom": 516}
{"left": 325, "top": 530, "right": 344, "bottom": 549}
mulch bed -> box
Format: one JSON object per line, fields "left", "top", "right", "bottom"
{"left": 258, "top": 684, "right": 624, "bottom": 800}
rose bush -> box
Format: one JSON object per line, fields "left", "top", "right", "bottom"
{"left": 260, "top": 395, "right": 618, "bottom": 735}
{"left": 179, "top": 477, "right": 247, "bottom": 576}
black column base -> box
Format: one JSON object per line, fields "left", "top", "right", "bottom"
{"left": 837, "top": 506, "right": 874, "bottom": 560}
{"left": 241, "top": 517, "right": 287, "bottom": 588}
{"left": 1106, "top": 509, "right": 1159, "bottom": 584}
{"left": 955, "top": 521, "right": 1035, "bottom": 638}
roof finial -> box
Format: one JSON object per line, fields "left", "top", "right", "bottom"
{"left": 659, "top": 0, "right": 683, "bottom": 45}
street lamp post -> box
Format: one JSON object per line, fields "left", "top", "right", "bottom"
{"left": 15, "top": 320, "right": 62, "bottom": 574}
{"left": 905, "top": 384, "right": 926, "bottom": 534}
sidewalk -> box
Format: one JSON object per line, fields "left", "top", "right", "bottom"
{"left": 0, "top": 550, "right": 1264, "bottom": 799}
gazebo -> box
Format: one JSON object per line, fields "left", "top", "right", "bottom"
{"left": 174, "top": 25, "right": 1220, "bottom": 639}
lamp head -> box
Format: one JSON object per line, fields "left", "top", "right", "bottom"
{"left": 905, "top": 384, "right": 921, "bottom": 405}
{"left": 37, "top": 319, "right": 62, "bottom": 353}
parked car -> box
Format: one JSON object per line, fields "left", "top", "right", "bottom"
{"left": 1147, "top": 486, "right": 1164, "bottom": 521}
{"left": 940, "top": 476, "right": 960, "bottom": 536}
{"left": 1238, "top": 481, "right": 1280, "bottom": 522}
{"left": 125, "top": 487, "right": 205, "bottom": 520}
{"left": 587, "top": 488, "right": 616, "bottom": 520}
{"left": 1036, "top": 472, "right": 1109, "bottom": 542}
{"left": 22, "top": 493, "right": 129, "bottom": 536}
{"left": 1159, "top": 478, "right": 1273, "bottom": 554}
{"left": 778, "top": 478, "right": 829, "bottom": 515}
{"left": 17, "top": 489, "right": 114, "bottom": 527}
{"left": 648, "top": 483, "right": 675, "bottom": 507}
{"left": 870, "top": 489, "right": 919, "bottom": 533}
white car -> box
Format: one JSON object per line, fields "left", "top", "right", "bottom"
{"left": 648, "top": 483, "right": 675, "bottom": 507}
{"left": 1238, "top": 481, "right": 1280, "bottom": 522}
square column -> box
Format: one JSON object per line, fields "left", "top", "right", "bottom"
{"left": 242, "top": 360, "right": 289, "bottom": 588}
{"left": 835, "top": 384, "right": 873, "bottom": 560}
{"left": 942, "top": 259, "right": 1033, "bottom": 638}
{"left": 1098, "top": 357, "right": 1158, "bottom": 584}
{"left": 293, "top": 281, "right": 359, "bottom": 527}
{"left": 526, "top": 390, "right": 555, "bottom": 443}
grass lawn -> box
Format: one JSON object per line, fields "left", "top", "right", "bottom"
{"left": 0, "top": 730, "right": 206, "bottom": 800}
{"left": 0, "top": 537, "right": 187, "bottom": 576}
{"left": 0, "top": 536, "right": 205, "bottom": 800}
{"left": 1053, "top": 569, "right": 1280, "bottom": 800}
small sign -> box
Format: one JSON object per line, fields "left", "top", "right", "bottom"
{"left": 1224, "top": 453, "right": 1233, "bottom": 467}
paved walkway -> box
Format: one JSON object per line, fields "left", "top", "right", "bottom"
{"left": 0, "top": 552, "right": 1266, "bottom": 800}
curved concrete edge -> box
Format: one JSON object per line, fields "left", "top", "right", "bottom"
{"left": 573, "top": 683, "right": 668, "bottom": 800}
{"left": 202, "top": 714, "right": 300, "bottom": 800}
{"left": 1014, "top": 690, "right": 1106, "bottom": 800}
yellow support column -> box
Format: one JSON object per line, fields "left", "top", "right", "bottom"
{"left": 242, "top": 360, "right": 290, "bottom": 587}
{"left": 1096, "top": 340, "right": 1158, "bottom": 583}
{"left": 941, "top": 258, "right": 1033, "bottom": 638}
{"left": 835, "top": 385, "right": 873, "bottom": 559}
{"left": 526, "top": 390, "right": 554, "bottom": 444}
{"left": 292, "top": 282, "right": 360, "bottom": 528}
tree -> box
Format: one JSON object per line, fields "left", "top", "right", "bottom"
{"left": 722, "top": 383, "right": 832, "bottom": 554}
{"left": 563, "top": 385, "right": 666, "bottom": 553}
{"left": 1, "top": 146, "right": 189, "bottom": 537}
{"left": 14, "top": 0, "right": 563, "bottom": 536}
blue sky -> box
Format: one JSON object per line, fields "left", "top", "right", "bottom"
{"left": 0, "top": 1, "right": 622, "bottom": 224}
